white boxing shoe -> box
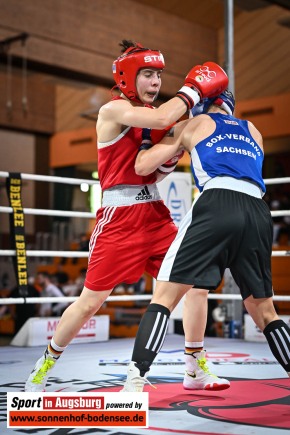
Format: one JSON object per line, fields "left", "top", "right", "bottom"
{"left": 25, "top": 352, "right": 56, "bottom": 392}
{"left": 183, "top": 351, "right": 230, "bottom": 391}
{"left": 120, "top": 361, "right": 154, "bottom": 392}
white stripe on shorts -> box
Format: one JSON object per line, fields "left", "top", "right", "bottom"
{"left": 88, "top": 206, "right": 116, "bottom": 261}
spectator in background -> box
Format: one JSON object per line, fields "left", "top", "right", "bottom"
{"left": 37, "top": 272, "right": 68, "bottom": 317}
{"left": 270, "top": 191, "right": 290, "bottom": 245}
{"left": 10, "top": 276, "right": 40, "bottom": 333}
{"left": 72, "top": 234, "right": 90, "bottom": 264}
{"left": 79, "top": 233, "right": 90, "bottom": 251}
{"left": 63, "top": 268, "right": 87, "bottom": 297}
{"left": 279, "top": 193, "right": 290, "bottom": 244}
{"left": 74, "top": 268, "right": 87, "bottom": 295}
{"left": 271, "top": 195, "right": 284, "bottom": 245}
{"left": 1, "top": 272, "right": 9, "bottom": 289}
{"left": 127, "top": 274, "right": 146, "bottom": 295}
{"left": 53, "top": 264, "right": 69, "bottom": 291}
{"left": 0, "top": 288, "right": 13, "bottom": 322}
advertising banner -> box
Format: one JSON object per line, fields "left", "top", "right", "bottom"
{"left": 11, "top": 315, "right": 109, "bottom": 346}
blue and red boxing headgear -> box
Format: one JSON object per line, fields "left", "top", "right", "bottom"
{"left": 191, "top": 89, "right": 235, "bottom": 117}
{"left": 112, "top": 43, "right": 165, "bottom": 103}
{"left": 213, "top": 89, "right": 235, "bottom": 115}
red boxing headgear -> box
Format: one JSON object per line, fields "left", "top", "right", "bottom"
{"left": 112, "top": 43, "right": 165, "bottom": 103}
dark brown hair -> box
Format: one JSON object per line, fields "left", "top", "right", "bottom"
{"left": 119, "top": 39, "right": 137, "bottom": 53}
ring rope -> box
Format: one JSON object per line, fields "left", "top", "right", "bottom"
{"left": 0, "top": 206, "right": 94, "bottom": 218}
{"left": 0, "top": 250, "right": 89, "bottom": 257}
{"left": 1, "top": 206, "right": 289, "bottom": 219}
{"left": 1, "top": 293, "right": 290, "bottom": 306}
{"left": 0, "top": 206, "right": 290, "bottom": 218}
{"left": 0, "top": 171, "right": 98, "bottom": 186}
{"left": 0, "top": 250, "right": 289, "bottom": 258}
{"left": 271, "top": 210, "right": 290, "bottom": 217}
{"left": 264, "top": 177, "right": 290, "bottom": 185}
{"left": 1, "top": 171, "right": 290, "bottom": 186}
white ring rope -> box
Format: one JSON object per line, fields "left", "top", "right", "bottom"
{"left": 1, "top": 293, "right": 290, "bottom": 306}
{"left": 0, "top": 206, "right": 94, "bottom": 219}
{"left": 271, "top": 251, "right": 290, "bottom": 256}
{"left": 0, "top": 206, "right": 289, "bottom": 219}
{"left": 1, "top": 295, "right": 152, "bottom": 305}
{"left": 271, "top": 210, "right": 290, "bottom": 217}
{"left": 0, "top": 250, "right": 89, "bottom": 257}
{"left": 264, "top": 177, "right": 290, "bottom": 185}
{"left": 1, "top": 171, "right": 290, "bottom": 306}
{"left": 0, "top": 171, "right": 98, "bottom": 186}
{"left": 1, "top": 171, "right": 290, "bottom": 186}
{"left": 0, "top": 250, "right": 289, "bottom": 258}
{"left": 0, "top": 206, "right": 290, "bottom": 218}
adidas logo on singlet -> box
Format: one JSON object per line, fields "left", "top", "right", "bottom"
{"left": 135, "top": 185, "right": 152, "bottom": 200}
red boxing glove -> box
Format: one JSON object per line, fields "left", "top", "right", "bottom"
{"left": 157, "top": 150, "right": 185, "bottom": 175}
{"left": 176, "top": 62, "right": 229, "bottom": 110}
